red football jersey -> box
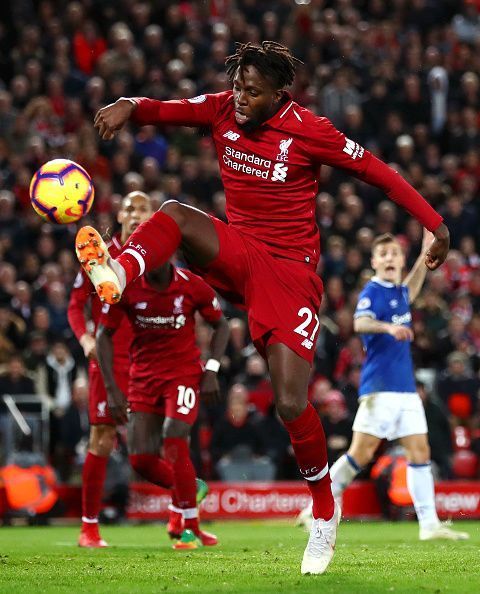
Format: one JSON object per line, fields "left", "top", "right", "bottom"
{"left": 99, "top": 267, "right": 223, "bottom": 381}
{"left": 67, "top": 233, "right": 131, "bottom": 363}
{"left": 132, "top": 91, "right": 442, "bottom": 268}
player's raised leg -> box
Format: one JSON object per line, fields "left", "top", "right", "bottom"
{"left": 267, "top": 343, "right": 339, "bottom": 575}
{"left": 402, "top": 433, "right": 469, "bottom": 541}
{"left": 79, "top": 423, "right": 116, "bottom": 547}
{"left": 75, "top": 201, "right": 219, "bottom": 304}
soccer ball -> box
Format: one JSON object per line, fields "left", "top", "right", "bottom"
{"left": 29, "top": 159, "right": 95, "bottom": 224}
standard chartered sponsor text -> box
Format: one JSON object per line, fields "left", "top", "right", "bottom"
{"left": 223, "top": 145, "right": 271, "bottom": 178}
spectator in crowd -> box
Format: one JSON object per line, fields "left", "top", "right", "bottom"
{"left": 417, "top": 380, "right": 454, "bottom": 480}
{"left": 0, "top": 352, "right": 36, "bottom": 396}
{"left": 211, "top": 384, "right": 272, "bottom": 481}
{"left": 436, "top": 351, "right": 480, "bottom": 426}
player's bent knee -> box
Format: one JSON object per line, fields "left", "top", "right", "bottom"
{"left": 89, "top": 424, "right": 116, "bottom": 456}
{"left": 406, "top": 444, "right": 431, "bottom": 465}
{"left": 163, "top": 417, "right": 191, "bottom": 439}
{"left": 275, "top": 395, "right": 305, "bottom": 422}
{"left": 160, "top": 200, "right": 187, "bottom": 229}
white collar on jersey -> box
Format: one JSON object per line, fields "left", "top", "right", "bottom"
{"left": 371, "top": 276, "right": 395, "bottom": 288}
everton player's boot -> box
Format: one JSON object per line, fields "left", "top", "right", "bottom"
{"left": 301, "top": 501, "right": 340, "bottom": 575}
{"left": 419, "top": 522, "right": 470, "bottom": 541}
{"left": 295, "top": 501, "right": 313, "bottom": 532}
{"left": 75, "top": 226, "right": 126, "bottom": 304}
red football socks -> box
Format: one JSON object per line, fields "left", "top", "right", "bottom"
{"left": 129, "top": 453, "right": 174, "bottom": 489}
{"left": 283, "top": 402, "right": 334, "bottom": 520}
{"left": 116, "top": 211, "right": 182, "bottom": 285}
{"left": 82, "top": 451, "right": 108, "bottom": 521}
{"left": 164, "top": 437, "right": 197, "bottom": 516}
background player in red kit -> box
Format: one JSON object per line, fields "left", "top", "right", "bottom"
{"left": 96, "top": 260, "right": 229, "bottom": 549}
{"left": 68, "top": 191, "right": 152, "bottom": 547}
{"left": 76, "top": 42, "right": 450, "bottom": 573}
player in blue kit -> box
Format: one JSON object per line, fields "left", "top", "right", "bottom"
{"left": 299, "top": 231, "right": 469, "bottom": 540}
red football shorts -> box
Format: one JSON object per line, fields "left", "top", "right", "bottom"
{"left": 88, "top": 360, "right": 130, "bottom": 425}
{"left": 197, "top": 217, "right": 323, "bottom": 364}
{"left": 128, "top": 371, "right": 202, "bottom": 426}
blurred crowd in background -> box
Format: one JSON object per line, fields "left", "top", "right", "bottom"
{"left": 0, "top": 0, "right": 479, "bottom": 489}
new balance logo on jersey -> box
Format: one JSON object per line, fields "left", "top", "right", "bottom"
{"left": 301, "top": 338, "right": 314, "bottom": 350}
{"left": 343, "top": 138, "right": 364, "bottom": 160}
{"left": 223, "top": 130, "right": 240, "bottom": 141}
{"left": 271, "top": 163, "right": 288, "bottom": 182}
{"left": 135, "top": 302, "right": 147, "bottom": 310}
{"left": 276, "top": 137, "right": 293, "bottom": 161}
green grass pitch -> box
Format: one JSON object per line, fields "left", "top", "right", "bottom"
{"left": 0, "top": 520, "right": 479, "bottom": 593}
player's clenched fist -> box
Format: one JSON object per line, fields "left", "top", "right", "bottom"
{"left": 425, "top": 223, "right": 450, "bottom": 270}
{"left": 200, "top": 370, "right": 221, "bottom": 403}
{"left": 94, "top": 98, "right": 137, "bottom": 140}
{"left": 387, "top": 324, "right": 414, "bottom": 342}
{"left": 106, "top": 384, "right": 129, "bottom": 424}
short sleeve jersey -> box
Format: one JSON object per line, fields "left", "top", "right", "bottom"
{"left": 354, "top": 277, "right": 416, "bottom": 396}
{"left": 99, "top": 267, "right": 222, "bottom": 381}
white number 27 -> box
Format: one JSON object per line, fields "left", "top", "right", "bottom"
{"left": 294, "top": 307, "right": 320, "bottom": 341}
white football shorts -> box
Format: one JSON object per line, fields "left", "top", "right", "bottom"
{"left": 352, "top": 392, "right": 428, "bottom": 440}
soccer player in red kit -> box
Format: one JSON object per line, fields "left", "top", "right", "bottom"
{"left": 68, "top": 190, "right": 152, "bottom": 547}
{"left": 76, "top": 42, "right": 450, "bottom": 573}
{"left": 95, "top": 260, "right": 229, "bottom": 549}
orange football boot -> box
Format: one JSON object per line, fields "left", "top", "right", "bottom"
{"left": 75, "top": 226, "right": 123, "bottom": 304}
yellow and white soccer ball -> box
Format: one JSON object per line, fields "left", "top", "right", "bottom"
{"left": 29, "top": 158, "right": 95, "bottom": 224}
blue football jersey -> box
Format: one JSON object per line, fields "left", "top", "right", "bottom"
{"left": 354, "top": 276, "right": 416, "bottom": 396}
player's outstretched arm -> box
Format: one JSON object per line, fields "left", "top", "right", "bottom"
{"left": 403, "top": 229, "right": 435, "bottom": 303}
{"left": 355, "top": 156, "right": 450, "bottom": 270}
{"left": 96, "top": 323, "right": 128, "bottom": 424}
{"left": 199, "top": 314, "right": 230, "bottom": 403}
{"left": 94, "top": 93, "right": 222, "bottom": 141}
{"left": 354, "top": 316, "right": 414, "bottom": 342}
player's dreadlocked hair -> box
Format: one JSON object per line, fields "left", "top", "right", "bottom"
{"left": 225, "top": 41, "right": 303, "bottom": 89}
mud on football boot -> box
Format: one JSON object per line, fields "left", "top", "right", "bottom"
{"left": 75, "top": 226, "right": 125, "bottom": 304}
